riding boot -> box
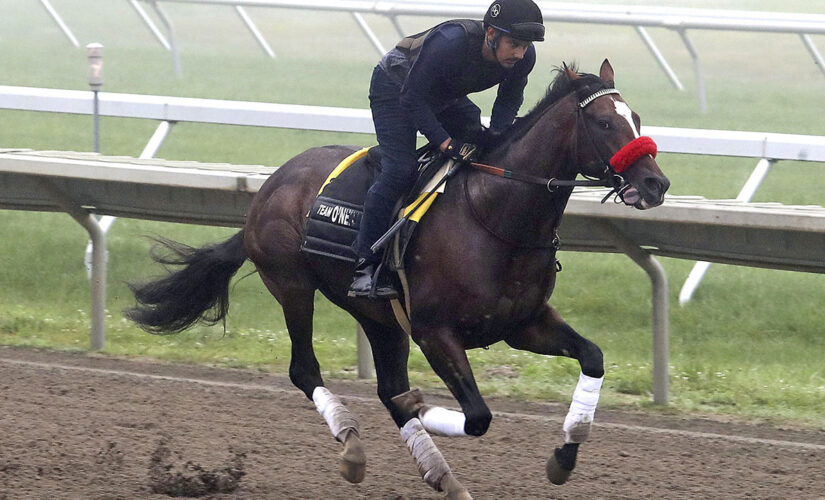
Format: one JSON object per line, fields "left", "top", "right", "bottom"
{"left": 348, "top": 258, "right": 398, "bottom": 299}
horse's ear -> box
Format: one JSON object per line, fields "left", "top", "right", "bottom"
{"left": 564, "top": 63, "right": 579, "bottom": 80}
{"left": 600, "top": 59, "right": 615, "bottom": 87}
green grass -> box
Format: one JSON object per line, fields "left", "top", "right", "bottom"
{"left": 2, "top": 0, "right": 825, "bottom": 428}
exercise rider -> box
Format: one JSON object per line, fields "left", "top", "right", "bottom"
{"left": 349, "top": 0, "right": 546, "bottom": 299}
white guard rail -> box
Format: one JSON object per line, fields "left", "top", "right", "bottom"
{"left": 2, "top": 85, "right": 825, "bottom": 404}
{"left": 4, "top": 85, "right": 825, "bottom": 160}
{"left": 34, "top": 1, "right": 825, "bottom": 110}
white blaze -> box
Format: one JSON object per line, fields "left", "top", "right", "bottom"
{"left": 613, "top": 100, "right": 640, "bottom": 138}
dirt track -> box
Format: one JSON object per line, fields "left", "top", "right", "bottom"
{"left": 1, "top": 345, "right": 823, "bottom": 499}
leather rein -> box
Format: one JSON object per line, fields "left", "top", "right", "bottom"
{"left": 468, "top": 88, "right": 657, "bottom": 203}
{"left": 468, "top": 161, "right": 611, "bottom": 191}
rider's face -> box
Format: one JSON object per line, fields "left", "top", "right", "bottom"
{"left": 495, "top": 35, "right": 531, "bottom": 68}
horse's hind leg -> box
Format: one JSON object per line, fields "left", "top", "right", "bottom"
{"left": 258, "top": 273, "right": 366, "bottom": 483}
{"left": 504, "top": 304, "right": 604, "bottom": 486}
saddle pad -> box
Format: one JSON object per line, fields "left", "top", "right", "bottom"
{"left": 300, "top": 147, "right": 372, "bottom": 262}
{"left": 300, "top": 146, "right": 448, "bottom": 263}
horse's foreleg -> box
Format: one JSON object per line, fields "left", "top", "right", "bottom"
{"left": 505, "top": 304, "right": 604, "bottom": 486}
{"left": 400, "top": 417, "right": 472, "bottom": 500}
{"left": 358, "top": 320, "right": 469, "bottom": 498}
{"left": 392, "top": 388, "right": 468, "bottom": 437}
{"left": 408, "top": 326, "right": 492, "bottom": 437}
{"left": 386, "top": 326, "right": 482, "bottom": 498}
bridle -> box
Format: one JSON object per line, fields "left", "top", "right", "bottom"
{"left": 469, "top": 87, "right": 657, "bottom": 204}
{"left": 574, "top": 88, "right": 657, "bottom": 203}
{"left": 459, "top": 85, "right": 659, "bottom": 250}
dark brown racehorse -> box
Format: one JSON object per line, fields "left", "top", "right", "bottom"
{"left": 127, "top": 60, "right": 669, "bottom": 499}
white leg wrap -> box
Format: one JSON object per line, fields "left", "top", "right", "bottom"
{"left": 563, "top": 372, "right": 603, "bottom": 444}
{"left": 312, "top": 386, "right": 359, "bottom": 442}
{"left": 400, "top": 418, "right": 451, "bottom": 491}
{"left": 419, "top": 406, "right": 468, "bottom": 437}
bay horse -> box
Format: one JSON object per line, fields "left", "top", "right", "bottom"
{"left": 127, "top": 60, "right": 669, "bottom": 499}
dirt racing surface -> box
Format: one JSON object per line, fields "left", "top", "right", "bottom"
{"left": 1, "top": 346, "right": 823, "bottom": 499}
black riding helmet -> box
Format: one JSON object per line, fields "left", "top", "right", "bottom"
{"left": 483, "top": 0, "right": 545, "bottom": 42}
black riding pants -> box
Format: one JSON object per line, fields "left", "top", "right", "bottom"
{"left": 353, "top": 66, "right": 481, "bottom": 263}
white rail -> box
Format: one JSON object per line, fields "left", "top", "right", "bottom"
{"left": 3, "top": 85, "right": 825, "bottom": 161}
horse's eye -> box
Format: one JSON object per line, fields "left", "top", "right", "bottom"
{"left": 597, "top": 120, "right": 610, "bottom": 130}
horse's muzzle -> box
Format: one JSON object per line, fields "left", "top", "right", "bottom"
{"left": 623, "top": 175, "right": 669, "bottom": 209}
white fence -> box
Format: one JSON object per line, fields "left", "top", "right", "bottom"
{"left": 2, "top": 85, "right": 825, "bottom": 403}
{"left": 33, "top": 1, "right": 825, "bottom": 110}
{"left": 5, "top": 85, "right": 825, "bottom": 160}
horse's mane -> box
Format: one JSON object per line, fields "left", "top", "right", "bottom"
{"left": 489, "top": 63, "right": 609, "bottom": 153}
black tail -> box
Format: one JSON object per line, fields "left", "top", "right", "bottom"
{"left": 125, "top": 231, "right": 247, "bottom": 334}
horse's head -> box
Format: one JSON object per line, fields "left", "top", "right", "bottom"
{"left": 567, "top": 60, "right": 670, "bottom": 209}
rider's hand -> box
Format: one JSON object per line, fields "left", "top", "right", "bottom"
{"left": 443, "top": 138, "right": 479, "bottom": 163}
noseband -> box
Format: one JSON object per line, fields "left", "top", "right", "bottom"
{"left": 469, "top": 87, "right": 658, "bottom": 204}
{"left": 576, "top": 88, "right": 658, "bottom": 202}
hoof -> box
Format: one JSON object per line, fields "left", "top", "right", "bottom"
{"left": 440, "top": 472, "right": 473, "bottom": 500}
{"left": 546, "top": 455, "right": 573, "bottom": 485}
{"left": 340, "top": 433, "right": 366, "bottom": 483}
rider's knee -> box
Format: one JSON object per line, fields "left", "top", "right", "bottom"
{"left": 371, "top": 170, "right": 416, "bottom": 200}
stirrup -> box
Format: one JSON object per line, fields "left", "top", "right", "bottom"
{"left": 347, "top": 262, "right": 398, "bottom": 299}
{"left": 348, "top": 281, "right": 398, "bottom": 299}
{"left": 370, "top": 261, "right": 399, "bottom": 299}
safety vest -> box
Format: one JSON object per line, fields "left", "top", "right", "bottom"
{"left": 394, "top": 19, "right": 485, "bottom": 69}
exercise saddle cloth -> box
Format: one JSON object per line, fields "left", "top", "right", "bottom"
{"left": 300, "top": 145, "right": 448, "bottom": 263}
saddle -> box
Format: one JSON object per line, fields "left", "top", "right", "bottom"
{"left": 300, "top": 144, "right": 447, "bottom": 264}
{"left": 300, "top": 145, "right": 451, "bottom": 333}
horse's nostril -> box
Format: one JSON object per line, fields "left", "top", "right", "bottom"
{"left": 644, "top": 176, "right": 669, "bottom": 195}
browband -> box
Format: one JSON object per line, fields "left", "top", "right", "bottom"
{"left": 578, "top": 88, "right": 621, "bottom": 108}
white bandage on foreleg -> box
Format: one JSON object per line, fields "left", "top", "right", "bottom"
{"left": 400, "top": 418, "right": 451, "bottom": 490}
{"left": 563, "top": 372, "right": 603, "bottom": 443}
{"left": 419, "top": 406, "right": 467, "bottom": 437}
{"left": 312, "top": 386, "right": 359, "bottom": 441}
